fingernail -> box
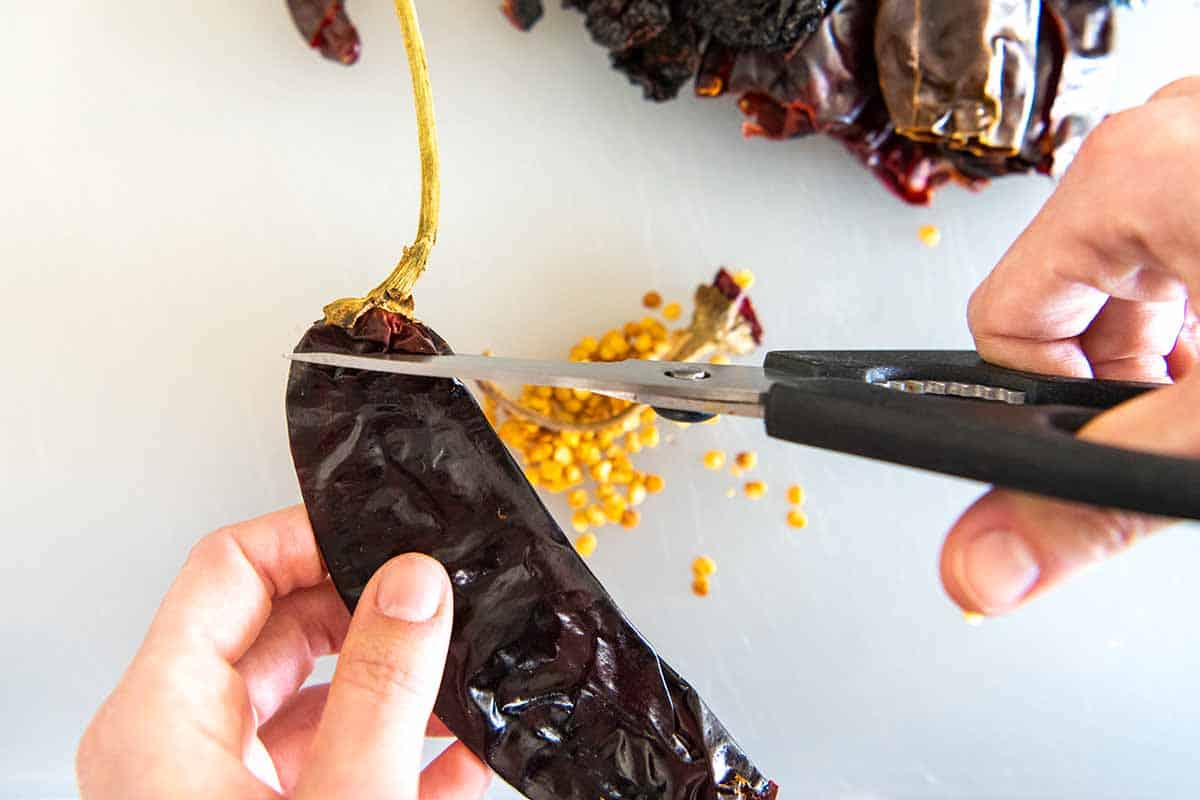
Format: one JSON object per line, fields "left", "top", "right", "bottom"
{"left": 375, "top": 554, "right": 444, "bottom": 622}
{"left": 957, "top": 530, "right": 1040, "bottom": 613}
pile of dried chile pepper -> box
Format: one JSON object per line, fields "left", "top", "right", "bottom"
{"left": 287, "top": 0, "right": 1138, "bottom": 204}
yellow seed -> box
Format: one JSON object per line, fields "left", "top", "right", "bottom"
{"left": 963, "top": 611, "right": 985, "bottom": 626}
{"left": 563, "top": 399, "right": 583, "bottom": 414}
{"left": 643, "top": 290, "right": 662, "bottom": 309}
{"left": 604, "top": 496, "right": 627, "bottom": 523}
{"left": 539, "top": 461, "right": 564, "bottom": 482}
{"left": 553, "top": 387, "right": 573, "bottom": 403}
{"left": 787, "top": 509, "right": 808, "bottom": 528}
{"left": 611, "top": 469, "right": 634, "bottom": 485}
{"left": 710, "top": 353, "right": 731, "bottom": 365}
{"left": 628, "top": 484, "right": 647, "bottom": 507}
{"left": 571, "top": 511, "right": 589, "bottom": 533}
{"left": 620, "top": 509, "right": 641, "bottom": 529}
{"left": 732, "top": 269, "right": 756, "bottom": 290}
{"left": 564, "top": 464, "right": 583, "bottom": 483}
{"left": 744, "top": 480, "right": 767, "bottom": 500}
{"left": 530, "top": 442, "right": 554, "bottom": 462}
{"left": 634, "top": 333, "right": 654, "bottom": 353}
{"left": 523, "top": 467, "right": 539, "bottom": 486}
{"left": 568, "top": 489, "right": 589, "bottom": 509}
{"left": 734, "top": 451, "right": 757, "bottom": 472}
{"left": 662, "top": 302, "right": 682, "bottom": 321}
{"left": 572, "top": 388, "right": 592, "bottom": 401}
{"left": 625, "top": 431, "right": 643, "bottom": 454}
{"left": 575, "top": 533, "right": 598, "bottom": 557}
{"left": 692, "top": 555, "right": 717, "bottom": 578}
{"left": 639, "top": 426, "right": 660, "bottom": 449}
{"left": 553, "top": 445, "right": 573, "bottom": 465}
{"left": 580, "top": 444, "right": 603, "bottom": 465}
{"left": 597, "top": 483, "right": 617, "bottom": 499}
{"left": 786, "top": 484, "right": 805, "bottom": 506}
{"left": 586, "top": 505, "right": 607, "bottom": 527}
{"left": 591, "top": 461, "right": 613, "bottom": 483}
{"left": 640, "top": 407, "right": 657, "bottom": 425}
{"left": 703, "top": 450, "right": 726, "bottom": 470}
{"left": 535, "top": 386, "right": 554, "bottom": 399}
{"left": 691, "top": 577, "right": 711, "bottom": 597}
{"left": 918, "top": 224, "right": 942, "bottom": 248}
{"left": 645, "top": 474, "right": 665, "bottom": 494}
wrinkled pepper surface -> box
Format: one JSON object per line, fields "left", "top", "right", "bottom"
{"left": 286, "top": 309, "right": 779, "bottom": 800}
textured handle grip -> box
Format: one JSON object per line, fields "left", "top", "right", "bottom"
{"left": 763, "top": 379, "right": 1200, "bottom": 520}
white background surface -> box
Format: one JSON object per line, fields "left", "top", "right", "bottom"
{"left": 4, "top": 2, "right": 1200, "bottom": 798}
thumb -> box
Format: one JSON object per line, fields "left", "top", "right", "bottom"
{"left": 941, "top": 375, "right": 1200, "bottom": 616}
{"left": 295, "top": 553, "right": 452, "bottom": 799}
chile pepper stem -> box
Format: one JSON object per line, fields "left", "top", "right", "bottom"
{"left": 323, "top": 0, "right": 439, "bottom": 327}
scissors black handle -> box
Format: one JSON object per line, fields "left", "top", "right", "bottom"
{"left": 761, "top": 351, "right": 1200, "bottom": 520}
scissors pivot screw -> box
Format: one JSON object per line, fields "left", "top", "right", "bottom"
{"left": 664, "top": 367, "right": 712, "bottom": 382}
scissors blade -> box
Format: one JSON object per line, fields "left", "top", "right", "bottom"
{"left": 287, "top": 351, "right": 773, "bottom": 418}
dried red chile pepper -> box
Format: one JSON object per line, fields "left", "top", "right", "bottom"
{"left": 286, "top": 309, "right": 778, "bottom": 800}
{"left": 508, "top": 0, "right": 1132, "bottom": 203}
{"left": 284, "top": 1, "right": 1131, "bottom": 202}
{"left": 287, "top": 0, "right": 360, "bottom": 64}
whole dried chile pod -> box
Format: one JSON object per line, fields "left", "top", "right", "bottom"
{"left": 286, "top": 308, "right": 779, "bottom": 800}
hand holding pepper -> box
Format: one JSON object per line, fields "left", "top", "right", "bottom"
{"left": 942, "top": 77, "right": 1200, "bottom": 616}
{"left": 75, "top": 506, "right": 491, "bottom": 799}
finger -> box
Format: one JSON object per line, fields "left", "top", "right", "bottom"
{"left": 235, "top": 581, "right": 349, "bottom": 724}
{"left": 1149, "top": 76, "right": 1200, "bottom": 102}
{"left": 1168, "top": 304, "right": 1200, "bottom": 380}
{"left": 78, "top": 506, "right": 327, "bottom": 789}
{"left": 1078, "top": 297, "right": 1184, "bottom": 382}
{"left": 260, "top": 684, "right": 457, "bottom": 795}
{"left": 419, "top": 741, "right": 492, "bottom": 800}
{"left": 144, "top": 505, "right": 327, "bottom": 667}
{"left": 940, "top": 490, "right": 1163, "bottom": 614}
{"left": 294, "top": 554, "right": 452, "bottom": 799}
{"left": 259, "top": 684, "right": 330, "bottom": 795}
{"left": 968, "top": 95, "right": 1200, "bottom": 373}
{"left": 942, "top": 373, "right": 1200, "bottom": 615}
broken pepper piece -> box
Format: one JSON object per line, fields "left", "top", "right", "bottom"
{"left": 287, "top": 0, "right": 360, "bottom": 65}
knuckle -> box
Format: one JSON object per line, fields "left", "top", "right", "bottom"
{"left": 1082, "top": 506, "right": 1154, "bottom": 555}
{"left": 1149, "top": 75, "right": 1200, "bottom": 103}
{"left": 337, "top": 649, "right": 431, "bottom": 705}
{"left": 185, "top": 527, "right": 235, "bottom": 569}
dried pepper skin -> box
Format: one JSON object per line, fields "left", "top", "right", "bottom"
{"left": 875, "top": 0, "right": 1042, "bottom": 155}
{"left": 287, "top": 0, "right": 360, "bottom": 64}
{"left": 286, "top": 308, "right": 778, "bottom": 800}
{"left": 688, "top": 0, "right": 830, "bottom": 50}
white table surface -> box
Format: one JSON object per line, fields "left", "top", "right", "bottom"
{"left": 4, "top": 2, "right": 1200, "bottom": 797}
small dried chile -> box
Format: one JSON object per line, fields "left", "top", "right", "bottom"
{"left": 286, "top": 308, "right": 778, "bottom": 800}
{"left": 287, "top": 0, "right": 360, "bottom": 64}
{"left": 502, "top": 0, "right": 546, "bottom": 31}
{"left": 688, "top": 0, "right": 830, "bottom": 50}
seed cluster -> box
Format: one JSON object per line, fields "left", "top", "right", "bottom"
{"left": 484, "top": 269, "right": 773, "bottom": 584}
{"left": 486, "top": 297, "right": 703, "bottom": 557}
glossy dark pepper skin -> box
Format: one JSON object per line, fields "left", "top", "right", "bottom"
{"left": 286, "top": 309, "right": 778, "bottom": 800}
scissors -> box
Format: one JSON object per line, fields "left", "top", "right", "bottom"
{"left": 287, "top": 349, "right": 1200, "bottom": 521}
